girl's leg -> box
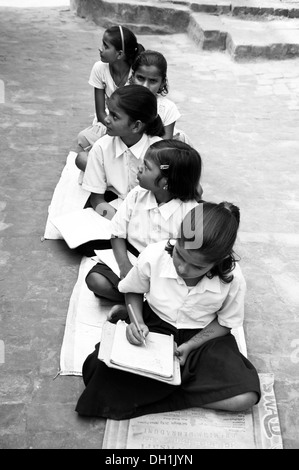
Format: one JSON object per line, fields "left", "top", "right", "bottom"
{"left": 77, "top": 131, "right": 92, "bottom": 150}
{"left": 177, "top": 333, "right": 261, "bottom": 413}
{"left": 70, "top": 129, "right": 91, "bottom": 154}
{"left": 75, "top": 150, "right": 89, "bottom": 171}
{"left": 201, "top": 391, "right": 259, "bottom": 412}
{"left": 86, "top": 271, "right": 124, "bottom": 302}
{"left": 77, "top": 124, "right": 106, "bottom": 149}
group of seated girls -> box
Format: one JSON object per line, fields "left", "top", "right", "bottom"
{"left": 65, "top": 25, "right": 261, "bottom": 420}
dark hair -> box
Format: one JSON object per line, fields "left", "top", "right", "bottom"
{"left": 145, "top": 140, "right": 202, "bottom": 201}
{"left": 131, "top": 50, "right": 169, "bottom": 95}
{"left": 105, "top": 25, "right": 144, "bottom": 65}
{"left": 110, "top": 84, "right": 165, "bottom": 137}
{"left": 167, "top": 202, "right": 240, "bottom": 283}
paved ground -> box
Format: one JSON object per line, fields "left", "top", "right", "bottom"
{"left": 0, "top": 3, "right": 299, "bottom": 449}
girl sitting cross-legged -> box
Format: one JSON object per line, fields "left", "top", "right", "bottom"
{"left": 75, "top": 25, "right": 144, "bottom": 154}
{"left": 85, "top": 139, "right": 203, "bottom": 303}
{"left": 75, "top": 84, "right": 165, "bottom": 257}
{"left": 75, "top": 202, "right": 261, "bottom": 420}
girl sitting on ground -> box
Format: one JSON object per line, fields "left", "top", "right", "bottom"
{"left": 75, "top": 25, "right": 144, "bottom": 154}
{"left": 75, "top": 202, "right": 261, "bottom": 419}
{"left": 85, "top": 139, "right": 203, "bottom": 303}
{"left": 131, "top": 49, "right": 193, "bottom": 144}
{"left": 75, "top": 84, "right": 164, "bottom": 256}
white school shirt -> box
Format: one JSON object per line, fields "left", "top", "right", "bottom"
{"left": 82, "top": 134, "right": 162, "bottom": 199}
{"left": 88, "top": 60, "right": 132, "bottom": 98}
{"left": 118, "top": 240, "right": 246, "bottom": 330}
{"left": 110, "top": 186, "right": 199, "bottom": 253}
{"left": 88, "top": 61, "right": 132, "bottom": 125}
{"left": 157, "top": 95, "right": 181, "bottom": 127}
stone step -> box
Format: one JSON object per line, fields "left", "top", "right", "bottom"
{"left": 70, "top": 0, "right": 299, "bottom": 60}
{"left": 94, "top": 17, "right": 177, "bottom": 35}
{"left": 70, "top": 0, "right": 191, "bottom": 34}
{"left": 170, "top": 0, "right": 299, "bottom": 19}
{"left": 188, "top": 12, "right": 299, "bottom": 60}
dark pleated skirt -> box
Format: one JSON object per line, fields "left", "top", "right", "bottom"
{"left": 75, "top": 302, "right": 261, "bottom": 420}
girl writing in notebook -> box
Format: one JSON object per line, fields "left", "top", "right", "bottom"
{"left": 74, "top": 84, "right": 164, "bottom": 256}
{"left": 85, "top": 139, "right": 203, "bottom": 302}
{"left": 75, "top": 202, "right": 261, "bottom": 419}
{"left": 75, "top": 25, "right": 144, "bottom": 153}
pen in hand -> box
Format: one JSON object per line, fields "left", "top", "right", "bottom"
{"left": 128, "top": 303, "right": 146, "bottom": 347}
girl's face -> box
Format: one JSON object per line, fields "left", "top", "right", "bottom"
{"left": 99, "top": 33, "right": 119, "bottom": 63}
{"left": 137, "top": 155, "right": 164, "bottom": 192}
{"left": 132, "top": 65, "right": 164, "bottom": 95}
{"left": 172, "top": 242, "right": 214, "bottom": 282}
{"left": 104, "top": 96, "right": 135, "bottom": 138}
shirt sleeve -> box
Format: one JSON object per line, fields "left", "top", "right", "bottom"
{"left": 81, "top": 143, "right": 107, "bottom": 194}
{"left": 110, "top": 189, "right": 136, "bottom": 238}
{"left": 158, "top": 97, "right": 181, "bottom": 127}
{"left": 88, "top": 61, "right": 106, "bottom": 89}
{"left": 217, "top": 270, "right": 246, "bottom": 329}
{"left": 118, "top": 247, "right": 151, "bottom": 294}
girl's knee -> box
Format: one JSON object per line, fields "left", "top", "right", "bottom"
{"left": 86, "top": 272, "right": 107, "bottom": 294}
{"left": 86, "top": 272, "right": 123, "bottom": 302}
{"left": 203, "top": 391, "right": 259, "bottom": 412}
{"left": 75, "top": 151, "right": 88, "bottom": 171}
{"left": 230, "top": 392, "right": 259, "bottom": 411}
{"left": 77, "top": 130, "right": 89, "bottom": 148}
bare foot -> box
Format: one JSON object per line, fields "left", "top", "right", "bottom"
{"left": 107, "top": 304, "right": 128, "bottom": 323}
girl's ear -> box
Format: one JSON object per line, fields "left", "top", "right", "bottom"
{"left": 158, "top": 79, "right": 166, "bottom": 94}
{"left": 117, "top": 50, "right": 125, "bottom": 60}
{"left": 159, "top": 177, "right": 168, "bottom": 190}
{"left": 131, "top": 120, "right": 144, "bottom": 134}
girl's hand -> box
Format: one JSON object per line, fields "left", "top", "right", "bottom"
{"left": 126, "top": 322, "right": 149, "bottom": 346}
{"left": 174, "top": 343, "right": 191, "bottom": 366}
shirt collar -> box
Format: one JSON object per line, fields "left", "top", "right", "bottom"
{"left": 114, "top": 134, "right": 148, "bottom": 160}
{"left": 160, "top": 251, "right": 221, "bottom": 293}
{"left": 143, "top": 192, "right": 185, "bottom": 220}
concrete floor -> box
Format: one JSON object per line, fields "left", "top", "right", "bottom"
{"left": 0, "top": 4, "right": 299, "bottom": 449}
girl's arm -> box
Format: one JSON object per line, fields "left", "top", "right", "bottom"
{"left": 163, "top": 122, "right": 175, "bottom": 140}
{"left": 89, "top": 193, "right": 117, "bottom": 220}
{"left": 175, "top": 318, "right": 230, "bottom": 366}
{"left": 111, "top": 237, "right": 134, "bottom": 279}
{"left": 125, "top": 293, "right": 149, "bottom": 346}
{"left": 94, "top": 88, "right": 107, "bottom": 126}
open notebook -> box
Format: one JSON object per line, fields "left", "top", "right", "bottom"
{"left": 94, "top": 249, "right": 137, "bottom": 277}
{"left": 51, "top": 199, "right": 122, "bottom": 249}
{"left": 98, "top": 320, "right": 181, "bottom": 385}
